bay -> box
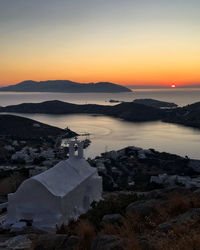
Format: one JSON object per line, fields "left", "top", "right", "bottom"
{"left": 1, "top": 88, "right": 200, "bottom": 159}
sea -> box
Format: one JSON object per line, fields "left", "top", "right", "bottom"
{"left": 1, "top": 88, "right": 200, "bottom": 159}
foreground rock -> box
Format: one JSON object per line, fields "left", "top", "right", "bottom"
{"left": 102, "top": 213, "right": 122, "bottom": 225}
{"left": 157, "top": 208, "right": 200, "bottom": 232}
{"left": 32, "top": 234, "right": 79, "bottom": 250}
{"left": 91, "top": 235, "right": 124, "bottom": 250}
{"left": 126, "top": 199, "right": 165, "bottom": 217}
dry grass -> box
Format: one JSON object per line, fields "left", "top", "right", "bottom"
{"left": 154, "top": 229, "right": 200, "bottom": 250}
{"left": 56, "top": 191, "right": 200, "bottom": 250}
{"left": 75, "top": 220, "right": 97, "bottom": 250}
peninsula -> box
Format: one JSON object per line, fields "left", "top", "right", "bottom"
{"left": 2, "top": 100, "right": 200, "bottom": 129}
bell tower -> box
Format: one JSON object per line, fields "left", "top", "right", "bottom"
{"left": 69, "top": 137, "right": 84, "bottom": 159}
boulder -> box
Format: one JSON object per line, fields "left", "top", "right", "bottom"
{"left": 32, "top": 234, "right": 79, "bottom": 250}
{"left": 91, "top": 235, "right": 123, "bottom": 250}
{"left": 102, "top": 214, "right": 122, "bottom": 225}
{"left": 0, "top": 235, "right": 32, "bottom": 250}
{"left": 157, "top": 208, "right": 200, "bottom": 232}
{"left": 126, "top": 199, "right": 163, "bottom": 217}
{"left": 10, "top": 221, "right": 26, "bottom": 232}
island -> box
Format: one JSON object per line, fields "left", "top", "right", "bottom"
{"left": 0, "top": 80, "right": 132, "bottom": 93}
{"left": 2, "top": 100, "right": 200, "bottom": 129}
{"left": 0, "top": 100, "right": 165, "bottom": 122}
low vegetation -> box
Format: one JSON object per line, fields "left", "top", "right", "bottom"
{"left": 55, "top": 190, "right": 200, "bottom": 250}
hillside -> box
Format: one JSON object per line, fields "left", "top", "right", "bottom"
{"left": 133, "top": 98, "right": 178, "bottom": 108}
{"left": 0, "top": 80, "right": 132, "bottom": 93}
{"left": 164, "top": 102, "right": 200, "bottom": 128}
{"left": 0, "top": 114, "right": 77, "bottom": 140}
{"left": 2, "top": 100, "right": 200, "bottom": 129}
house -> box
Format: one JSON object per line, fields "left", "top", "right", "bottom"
{"left": 6, "top": 139, "right": 102, "bottom": 230}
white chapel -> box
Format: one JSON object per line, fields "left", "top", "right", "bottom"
{"left": 6, "top": 139, "right": 102, "bottom": 229}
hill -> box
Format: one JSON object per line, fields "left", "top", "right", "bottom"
{"left": 0, "top": 100, "right": 165, "bottom": 122}
{"left": 164, "top": 101, "right": 200, "bottom": 128}
{"left": 0, "top": 114, "right": 77, "bottom": 140}
{"left": 133, "top": 98, "right": 178, "bottom": 108}
{"left": 0, "top": 80, "right": 132, "bottom": 93}
{"left": 3, "top": 100, "right": 200, "bottom": 129}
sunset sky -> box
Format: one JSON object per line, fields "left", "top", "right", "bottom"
{"left": 0, "top": 0, "right": 200, "bottom": 86}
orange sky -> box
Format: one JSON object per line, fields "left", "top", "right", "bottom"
{"left": 0, "top": 0, "right": 200, "bottom": 86}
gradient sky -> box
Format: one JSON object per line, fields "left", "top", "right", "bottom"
{"left": 0, "top": 0, "right": 200, "bottom": 86}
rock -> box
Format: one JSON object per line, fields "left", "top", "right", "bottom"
{"left": 157, "top": 208, "right": 200, "bottom": 232}
{"left": 127, "top": 146, "right": 142, "bottom": 152}
{"left": 138, "top": 236, "right": 150, "bottom": 250}
{"left": 102, "top": 214, "right": 122, "bottom": 225}
{"left": 91, "top": 235, "right": 123, "bottom": 250}
{"left": 33, "top": 123, "right": 41, "bottom": 128}
{"left": 194, "top": 188, "right": 200, "bottom": 196}
{"left": 156, "top": 222, "right": 173, "bottom": 233}
{"left": 0, "top": 235, "right": 32, "bottom": 250}
{"left": 188, "top": 160, "right": 200, "bottom": 173}
{"left": 126, "top": 199, "right": 163, "bottom": 217}
{"left": 65, "top": 236, "right": 80, "bottom": 250}
{"left": 138, "top": 153, "right": 146, "bottom": 159}
{"left": 103, "top": 151, "right": 118, "bottom": 160}
{"left": 4, "top": 145, "right": 15, "bottom": 152}
{"left": 10, "top": 221, "right": 27, "bottom": 232}
{"left": 29, "top": 166, "right": 48, "bottom": 177}
{"left": 150, "top": 174, "right": 200, "bottom": 188}
{"left": 12, "top": 140, "right": 19, "bottom": 147}
{"left": 33, "top": 233, "right": 68, "bottom": 250}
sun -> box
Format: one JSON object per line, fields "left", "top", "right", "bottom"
{"left": 171, "top": 84, "right": 176, "bottom": 88}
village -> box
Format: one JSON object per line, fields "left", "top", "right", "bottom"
{"left": 1, "top": 116, "right": 200, "bottom": 249}
{"left": 1, "top": 133, "right": 200, "bottom": 249}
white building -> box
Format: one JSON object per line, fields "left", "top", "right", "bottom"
{"left": 7, "top": 139, "right": 102, "bottom": 230}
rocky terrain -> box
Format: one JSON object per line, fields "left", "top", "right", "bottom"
{"left": 1, "top": 145, "right": 200, "bottom": 249}
{"left": 0, "top": 80, "right": 132, "bottom": 93}
{"left": 1, "top": 186, "right": 200, "bottom": 249}
{"left": 89, "top": 146, "right": 199, "bottom": 192}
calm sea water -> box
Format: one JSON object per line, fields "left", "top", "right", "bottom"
{"left": 0, "top": 88, "right": 200, "bottom": 107}
{"left": 1, "top": 89, "right": 200, "bottom": 159}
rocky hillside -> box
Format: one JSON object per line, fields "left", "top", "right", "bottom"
{"left": 1, "top": 188, "right": 200, "bottom": 250}
{"left": 1, "top": 146, "right": 200, "bottom": 249}
{"left": 0, "top": 114, "right": 77, "bottom": 140}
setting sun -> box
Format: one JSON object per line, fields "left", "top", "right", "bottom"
{"left": 171, "top": 84, "right": 176, "bottom": 88}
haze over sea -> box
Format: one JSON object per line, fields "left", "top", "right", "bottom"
{"left": 1, "top": 88, "right": 200, "bottom": 159}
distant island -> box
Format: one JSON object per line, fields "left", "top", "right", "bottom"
{"left": 0, "top": 80, "right": 132, "bottom": 93}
